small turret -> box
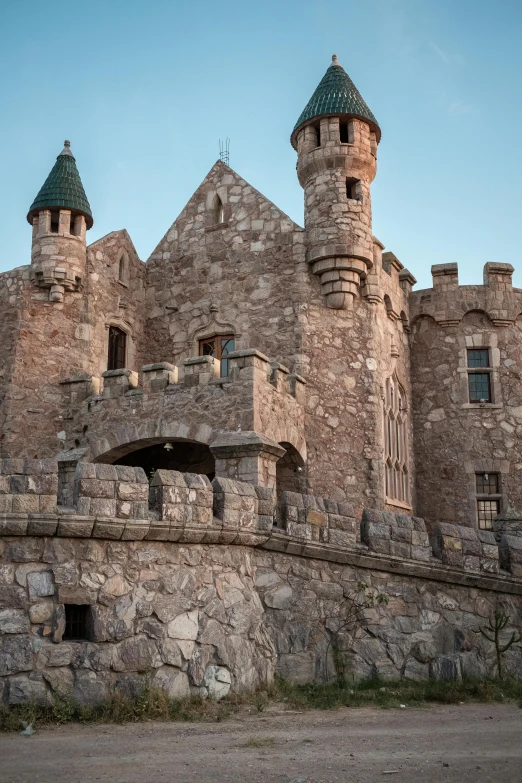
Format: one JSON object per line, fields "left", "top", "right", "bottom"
{"left": 292, "top": 56, "right": 380, "bottom": 309}
{"left": 27, "top": 141, "right": 92, "bottom": 302}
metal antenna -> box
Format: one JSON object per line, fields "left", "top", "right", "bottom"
{"left": 219, "top": 138, "right": 230, "bottom": 166}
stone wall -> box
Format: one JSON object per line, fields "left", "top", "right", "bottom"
{"left": 59, "top": 348, "right": 305, "bottom": 467}
{"left": 410, "top": 264, "right": 522, "bottom": 529}
{"left": 0, "top": 462, "right": 521, "bottom": 706}
{"left": 0, "top": 231, "right": 146, "bottom": 460}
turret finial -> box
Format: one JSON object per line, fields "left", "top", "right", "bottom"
{"left": 332, "top": 54, "right": 339, "bottom": 66}
{"left": 64, "top": 140, "right": 70, "bottom": 147}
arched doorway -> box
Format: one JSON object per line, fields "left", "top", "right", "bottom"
{"left": 276, "top": 442, "right": 307, "bottom": 497}
{"left": 98, "top": 438, "right": 215, "bottom": 482}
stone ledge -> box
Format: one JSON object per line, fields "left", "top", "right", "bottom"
{"left": 261, "top": 532, "right": 522, "bottom": 596}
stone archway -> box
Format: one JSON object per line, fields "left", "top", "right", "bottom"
{"left": 112, "top": 438, "right": 215, "bottom": 481}
{"left": 276, "top": 441, "right": 307, "bottom": 496}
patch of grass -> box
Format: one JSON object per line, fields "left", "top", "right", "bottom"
{"left": 272, "top": 676, "right": 522, "bottom": 710}
{"left": 1, "top": 677, "right": 521, "bottom": 732}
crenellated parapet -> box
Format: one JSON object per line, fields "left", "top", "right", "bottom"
{"left": 410, "top": 262, "right": 521, "bottom": 327}
{"left": 59, "top": 348, "right": 306, "bottom": 466}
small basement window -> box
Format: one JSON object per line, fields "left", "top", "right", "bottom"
{"left": 63, "top": 605, "right": 91, "bottom": 641}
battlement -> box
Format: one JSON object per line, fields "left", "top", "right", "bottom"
{"left": 61, "top": 348, "right": 306, "bottom": 405}
{"left": 410, "top": 262, "right": 521, "bottom": 327}
{"left": 1, "top": 459, "right": 521, "bottom": 587}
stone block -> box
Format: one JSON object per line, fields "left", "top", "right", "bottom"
{"left": 39, "top": 494, "right": 57, "bottom": 513}
{"left": 327, "top": 529, "right": 356, "bottom": 548}
{"left": 95, "top": 464, "right": 118, "bottom": 481}
{"left": 463, "top": 556, "right": 481, "bottom": 573}
{"left": 0, "top": 635, "right": 33, "bottom": 675}
{"left": 58, "top": 586, "right": 97, "bottom": 604}
{"left": 117, "top": 482, "right": 148, "bottom": 502}
{"left": 77, "top": 478, "right": 115, "bottom": 499}
{"left": 306, "top": 510, "right": 327, "bottom": 526}
{"left": 361, "top": 521, "right": 390, "bottom": 541}
{"left": 0, "top": 609, "right": 30, "bottom": 634}
{"left": 12, "top": 494, "right": 40, "bottom": 513}
{"left": 27, "top": 474, "right": 58, "bottom": 495}
{"left": 75, "top": 462, "right": 96, "bottom": 479}
{"left": 411, "top": 530, "right": 430, "bottom": 547}
{"left": 411, "top": 545, "right": 431, "bottom": 561}
{"left": 27, "top": 570, "right": 54, "bottom": 598}
{"left": 389, "top": 540, "right": 411, "bottom": 558}
{"left": 7, "top": 675, "right": 51, "bottom": 706}
{"left": 90, "top": 498, "right": 117, "bottom": 517}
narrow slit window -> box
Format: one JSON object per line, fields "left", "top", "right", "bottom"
{"left": 315, "top": 125, "right": 321, "bottom": 147}
{"left": 50, "top": 212, "right": 59, "bottom": 233}
{"left": 108, "top": 326, "right": 127, "bottom": 371}
{"left": 340, "top": 122, "right": 349, "bottom": 143}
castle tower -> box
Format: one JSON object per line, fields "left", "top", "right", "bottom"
{"left": 27, "top": 140, "right": 92, "bottom": 302}
{"left": 291, "top": 57, "right": 392, "bottom": 509}
{"left": 291, "top": 55, "right": 380, "bottom": 309}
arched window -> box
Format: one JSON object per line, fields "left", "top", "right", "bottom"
{"left": 117, "top": 251, "right": 129, "bottom": 284}
{"left": 212, "top": 195, "right": 225, "bottom": 225}
{"left": 199, "top": 334, "right": 234, "bottom": 377}
{"left": 383, "top": 374, "right": 410, "bottom": 505}
{"left": 108, "top": 326, "right": 127, "bottom": 370}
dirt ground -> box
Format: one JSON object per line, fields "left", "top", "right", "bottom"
{"left": 0, "top": 703, "right": 520, "bottom": 783}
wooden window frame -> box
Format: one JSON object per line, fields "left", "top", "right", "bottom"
{"left": 475, "top": 472, "right": 501, "bottom": 530}
{"left": 199, "top": 335, "right": 235, "bottom": 378}
{"left": 108, "top": 326, "right": 127, "bottom": 371}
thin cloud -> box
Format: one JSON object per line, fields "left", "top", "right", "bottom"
{"left": 430, "top": 41, "right": 450, "bottom": 64}
{"left": 448, "top": 100, "right": 476, "bottom": 116}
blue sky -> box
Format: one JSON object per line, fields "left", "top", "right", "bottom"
{"left": 1, "top": 0, "right": 521, "bottom": 289}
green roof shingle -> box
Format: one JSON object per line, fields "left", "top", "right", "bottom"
{"left": 27, "top": 141, "right": 93, "bottom": 228}
{"left": 291, "top": 56, "right": 380, "bottom": 147}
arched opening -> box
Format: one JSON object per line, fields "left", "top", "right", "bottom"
{"left": 276, "top": 442, "right": 307, "bottom": 497}
{"left": 212, "top": 195, "right": 225, "bottom": 225}
{"left": 118, "top": 251, "right": 129, "bottom": 284}
{"left": 99, "top": 438, "right": 215, "bottom": 483}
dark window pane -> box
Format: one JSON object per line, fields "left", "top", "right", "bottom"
{"left": 201, "top": 340, "right": 215, "bottom": 357}
{"left": 63, "top": 605, "right": 90, "bottom": 640}
{"left": 477, "top": 499, "right": 499, "bottom": 530}
{"left": 468, "top": 372, "right": 491, "bottom": 402}
{"left": 467, "top": 349, "right": 489, "bottom": 368}
{"left": 108, "top": 327, "right": 126, "bottom": 371}
{"left": 340, "top": 123, "right": 349, "bottom": 143}
{"left": 476, "top": 473, "right": 499, "bottom": 495}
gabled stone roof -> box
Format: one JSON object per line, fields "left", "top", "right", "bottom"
{"left": 27, "top": 141, "right": 93, "bottom": 228}
{"left": 291, "top": 55, "right": 380, "bottom": 147}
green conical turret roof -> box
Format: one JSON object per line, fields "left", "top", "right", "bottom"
{"left": 27, "top": 141, "right": 93, "bottom": 228}
{"left": 291, "top": 55, "right": 380, "bottom": 148}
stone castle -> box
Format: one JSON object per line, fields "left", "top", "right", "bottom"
{"left": 0, "top": 56, "right": 521, "bottom": 705}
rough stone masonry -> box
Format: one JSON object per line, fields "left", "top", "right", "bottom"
{"left": 1, "top": 56, "right": 522, "bottom": 704}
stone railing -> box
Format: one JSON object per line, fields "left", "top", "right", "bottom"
{"left": 0, "top": 460, "right": 521, "bottom": 583}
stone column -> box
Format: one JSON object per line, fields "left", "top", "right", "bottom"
{"left": 210, "top": 432, "right": 286, "bottom": 489}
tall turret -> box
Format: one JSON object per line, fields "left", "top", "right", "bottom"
{"left": 27, "top": 140, "right": 92, "bottom": 302}
{"left": 291, "top": 55, "right": 380, "bottom": 309}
